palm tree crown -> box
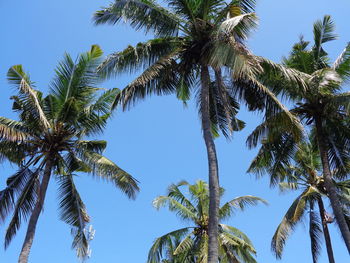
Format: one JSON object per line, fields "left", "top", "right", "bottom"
{"left": 249, "top": 136, "right": 350, "bottom": 263}
{"left": 248, "top": 15, "right": 350, "bottom": 253}
{"left": 93, "top": 2, "right": 302, "bottom": 262}
{"left": 148, "top": 180, "right": 267, "bottom": 263}
{"left": 0, "top": 45, "right": 139, "bottom": 262}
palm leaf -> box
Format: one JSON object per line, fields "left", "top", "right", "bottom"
{"left": 313, "top": 15, "right": 337, "bottom": 64}
{"left": 4, "top": 168, "right": 40, "bottom": 248}
{"left": 7, "top": 65, "right": 50, "bottom": 129}
{"left": 80, "top": 151, "right": 139, "bottom": 199}
{"left": 93, "top": 0, "right": 181, "bottom": 36}
{"left": 148, "top": 228, "right": 191, "bottom": 263}
{"left": 57, "top": 174, "right": 90, "bottom": 260}
{"left": 219, "top": 196, "right": 267, "bottom": 219}
{"left": 333, "top": 42, "right": 350, "bottom": 81}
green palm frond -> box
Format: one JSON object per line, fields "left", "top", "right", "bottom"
{"left": 51, "top": 45, "right": 103, "bottom": 124}
{"left": 76, "top": 140, "right": 107, "bottom": 154}
{"left": 271, "top": 187, "right": 318, "bottom": 258}
{"left": 309, "top": 203, "right": 322, "bottom": 263}
{"left": 86, "top": 88, "right": 120, "bottom": 115}
{"left": 313, "top": 15, "right": 337, "bottom": 65}
{"left": 113, "top": 52, "right": 180, "bottom": 110}
{"left": 7, "top": 66, "right": 50, "bottom": 130}
{"left": 219, "top": 196, "right": 267, "bottom": 219}
{"left": 80, "top": 151, "right": 139, "bottom": 199}
{"left": 153, "top": 196, "right": 197, "bottom": 221}
{"left": 148, "top": 228, "right": 191, "bottom": 263}
{"left": 4, "top": 168, "right": 40, "bottom": 248}
{"left": 333, "top": 42, "right": 350, "bottom": 81}
{"left": 57, "top": 174, "right": 90, "bottom": 260}
{"left": 93, "top": 0, "right": 181, "bottom": 36}
{"left": 173, "top": 231, "right": 194, "bottom": 255}
{"left": 219, "top": 224, "right": 255, "bottom": 252}
{"left": 98, "top": 38, "right": 180, "bottom": 79}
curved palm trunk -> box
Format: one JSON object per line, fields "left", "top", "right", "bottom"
{"left": 200, "top": 65, "right": 220, "bottom": 263}
{"left": 314, "top": 116, "right": 350, "bottom": 253}
{"left": 317, "top": 197, "right": 335, "bottom": 263}
{"left": 18, "top": 159, "right": 53, "bottom": 263}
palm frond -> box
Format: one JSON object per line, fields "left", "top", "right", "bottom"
{"left": 113, "top": 52, "right": 179, "bottom": 110}
{"left": 0, "top": 167, "right": 36, "bottom": 223}
{"left": 313, "top": 15, "right": 337, "bottom": 64}
{"left": 218, "top": 13, "right": 258, "bottom": 40}
{"left": 7, "top": 65, "right": 50, "bottom": 129}
{"left": 153, "top": 196, "right": 197, "bottom": 221}
{"left": 271, "top": 187, "right": 318, "bottom": 258}
{"left": 0, "top": 117, "right": 30, "bottom": 142}
{"left": 93, "top": 0, "right": 181, "bottom": 37}
{"left": 4, "top": 168, "right": 40, "bottom": 248}
{"left": 80, "top": 151, "right": 139, "bottom": 199}
{"left": 98, "top": 38, "right": 180, "bottom": 79}
{"left": 57, "top": 174, "right": 90, "bottom": 260}
{"left": 219, "top": 195, "right": 267, "bottom": 219}
{"left": 309, "top": 202, "right": 322, "bottom": 263}
{"left": 148, "top": 228, "right": 191, "bottom": 263}
{"left": 51, "top": 45, "right": 103, "bottom": 123}
{"left": 216, "top": 0, "right": 257, "bottom": 23}
{"left": 333, "top": 42, "right": 350, "bottom": 81}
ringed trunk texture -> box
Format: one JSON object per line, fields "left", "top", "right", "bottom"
{"left": 315, "top": 116, "right": 350, "bottom": 253}
{"left": 200, "top": 65, "right": 220, "bottom": 263}
{"left": 18, "top": 159, "right": 53, "bottom": 263}
{"left": 317, "top": 198, "right": 335, "bottom": 263}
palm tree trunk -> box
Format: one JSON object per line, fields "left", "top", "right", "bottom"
{"left": 309, "top": 202, "right": 317, "bottom": 263}
{"left": 317, "top": 197, "right": 335, "bottom": 263}
{"left": 18, "top": 159, "right": 53, "bottom": 263}
{"left": 200, "top": 65, "right": 220, "bottom": 263}
{"left": 314, "top": 116, "right": 350, "bottom": 253}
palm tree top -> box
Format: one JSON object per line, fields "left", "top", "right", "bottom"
{"left": 0, "top": 45, "right": 139, "bottom": 260}
{"left": 149, "top": 180, "right": 267, "bottom": 263}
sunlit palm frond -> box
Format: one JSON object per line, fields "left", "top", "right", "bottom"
{"left": 80, "top": 151, "right": 139, "bottom": 199}
{"left": 333, "top": 42, "right": 350, "bottom": 81}
{"left": 218, "top": 13, "right": 258, "bottom": 40}
{"left": 148, "top": 228, "right": 191, "bottom": 263}
{"left": 271, "top": 187, "right": 318, "bottom": 258}
{"left": 0, "top": 117, "right": 30, "bottom": 142}
{"left": 7, "top": 66, "right": 50, "bottom": 130}
{"left": 153, "top": 196, "right": 197, "bottom": 221}
{"left": 93, "top": 0, "right": 181, "bottom": 36}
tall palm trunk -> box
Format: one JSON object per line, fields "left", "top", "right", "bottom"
{"left": 317, "top": 197, "right": 335, "bottom": 263}
{"left": 200, "top": 65, "right": 220, "bottom": 263}
{"left": 314, "top": 116, "right": 350, "bottom": 253}
{"left": 18, "top": 158, "right": 53, "bottom": 263}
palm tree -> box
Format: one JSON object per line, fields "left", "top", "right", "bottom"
{"left": 248, "top": 136, "right": 350, "bottom": 263}
{"left": 247, "top": 15, "right": 350, "bottom": 252}
{"left": 93, "top": 2, "right": 302, "bottom": 261}
{"left": 0, "top": 45, "right": 139, "bottom": 263}
{"left": 148, "top": 180, "right": 267, "bottom": 263}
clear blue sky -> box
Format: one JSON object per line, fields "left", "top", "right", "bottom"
{"left": 0, "top": 0, "right": 349, "bottom": 262}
